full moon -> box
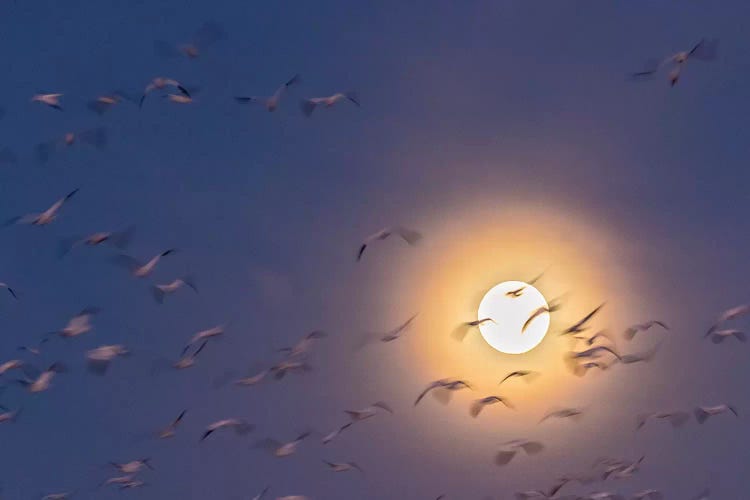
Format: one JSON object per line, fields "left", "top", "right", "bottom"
{"left": 477, "top": 280, "right": 550, "bottom": 354}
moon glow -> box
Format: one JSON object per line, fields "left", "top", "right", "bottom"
{"left": 477, "top": 280, "right": 550, "bottom": 354}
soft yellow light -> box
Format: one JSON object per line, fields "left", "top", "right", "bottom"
{"left": 477, "top": 280, "right": 549, "bottom": 354}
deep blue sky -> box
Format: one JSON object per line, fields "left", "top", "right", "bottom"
{"left": 1, "top": 1, "right": 750, "bottom": 499}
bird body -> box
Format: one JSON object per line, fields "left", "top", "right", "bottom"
{"left": 32, "top": 93, "right": 63, "bottom": 110}
{"left": 301, "top": 92, "right": 359, "bottom": 116}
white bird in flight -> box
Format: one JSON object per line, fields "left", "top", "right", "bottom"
{"left": 152, "top": 276, "right": 197, "bottom": 303}
{"left": 58, "top": 226, "right": 134, "bottom": 258}
{"left": 694, "top": 404, "right": 738, "bottom": 424}
{"left": 322, "top": 422, "right": 353, "bottom": 445}
{"left": 110, "top": 458, "right": 153, "bottom": 474}
{"left": 709, "top": 329, "right": 746, "bottom": 344}
{"left": 86, "top": 344, "right": 129, "bottom": 375}
{"left": 357, "top": 226, "right": 422, "bottom": 261}
{"left": 52, "top": 307, "right": 100, "bottom": 338}
{"left": 494, "top": 439, "right": 544, "bottom": 466}
{"left": 113, "top": 249, "right": 177, "bottom": 278}
{"left": 345, "top": 401, "right": 394, "bottom": 421}
{"left": 4, "top": 189, "right": 79, "bottom": 227}
{"left": 235, "top": 75, "right": 300, "bottom": 112}
{"left": 322, "top": 460, "right": 364, "bottom": 473}
{"left": 301, "top": 92, "right": 360, "bottom": 117}
{"left": 31, "top": 93, "right": 63, "bottom": 110}
{"left": 16, "top": 363, "right": 66, "bottom": 393}
{"left": 140, "top": 77, "right": 190, "bottom": 107}
{"left": 632, "top": 38, "right": 718, "bottom": 86}
{"left": 0, "top": 282, "right": 18, "bottom": 300}
{"left": 200, "top": 418, "right": 253, "bottom": 441}
{"left": 157, "top": 409, "right": 187, "bottom": 439}
{"left": 254, "top": 431, "right": 311, "bottom": 457}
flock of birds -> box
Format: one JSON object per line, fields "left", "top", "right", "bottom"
{"left": 0, "top": 19, "right": 733, "bottom": 500}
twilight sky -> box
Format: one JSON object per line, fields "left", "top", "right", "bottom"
{"left": 1, "top": 1, "right": 750, "bottom": 499}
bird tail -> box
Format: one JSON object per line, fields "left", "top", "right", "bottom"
{"left": 151, "top": 286, "right": 165, "bottom": 304}
{"left": 301, "top": 99, "right": 317, "bottom": 117}
{"left": 694, "top": 408, "right": 710, "bottom": 424}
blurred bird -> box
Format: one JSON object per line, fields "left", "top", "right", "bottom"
{"left": 118, "top": 480, "right": 145, "bottom": 490}
{"left": 579, "top": 330, "right": 616, "bottom": 347}
{"left": 631, "top": 490, "right": 663, "bottom": 500}
{"left": 16, "top": 363, "right": 66, "bottom": 393}
{"left": 100, "top": 475, "right": 135, "bottom": 488}
{"left": 494, "top": 439, "right": 544, "bottom": 466}
{"left": 709, "top": 329, "right": 746, "bottom": 344}
{"left": 158, "top": 409, "right": 187, "bottom": 439}
{"left": 154, "top": 21, "right": 225, "bottom": 60}
{"left": 322, "top": 422, "right": 353, "bottom": 444}
{"left": 234, "top": 370, "right": 268, "bottom": 387}
{"left": 345, "top": 401, "right": 394, "bottom": 421}
{"left": 619, "top": 343, "right": 661, "bottom": 364}
{"left": 201, "top": 418, "right": 253, "bottom": 441}
{"left": 110, "top": 459, "right": 153, "bottom": 474}
{"left": 414, "top": 378, "right": 471, "bottom": 406}
{"left": 140, "top": 78, "right": 190, "bottom": 107}
{"left": 0, "top": 359, "right": 24, "bottom": 376}
{"left": 86, "top": 345, "right": 129, "bottom": 375}
{"left": 602, "top": 456, "right": 644, "bottom": 480}
{"left": 0, "top": 406, "right": 22, "bottom": 424}
{"left": 498, "top": 370, "right": 539, "bottom": 385}
{"left": 254, "top": 431, "right": 311, "bottom": 457}
{"left": 470, "top": 395, "right": 514, "bottom": 417}
{"left": 58, "top": 226, "right": 134, "bottom": 258}
{"left": 235, "top": 74, "right": 300, "bottom": 112}
{"left": 0, "top": 282, "right": 18, "bottom": 300}
{"left": 569, "top": 345, "right": 621, "bottom": 362}
{"left": 113, "top": 249, "right": 176, "bottom": 278}
{"left": 360, "top": 315, "right": 418, "bottom": 347}
{"left": 87, "top": 92, "right": 130, "bottom": 114}
{"left": 41, "top": 493, "right": 71, "bottom": 500}
{"left": 357, "top": 226, "right": 422, "bottom": 261}
{"left": 301, "top": 92, "right": 359, "bottom": 116}
{"left": 694, "top": 404, "right": 738, "bottom": 424}
{"left": 269, "top": 359, "right": 311, "bottom": 379}
{"left": 279, "top": 330, "right": 327, "bottom": 358}
{"left": 540, "top": 408, "right": 584, "bottom": 423}
{"left": 632, "top": 39, "right": 718, "bottom": 86}
{"left": 31, "top": 93, "right": 63, "bottom": 110}
{"left": 184, "top": 324, "right": 226, "bottom": 353}
{"left": 506, "top": 285, "right": 527, "bottom": 298}
{"left": 561, "top": 304, "right": 605, "bottom": 336}
{"left": 636, "top": 411, "right": 690, "bottom": 430}
{"left": 36, "top": 128, "right": 107, "bottom": 163}
{"left": 523, "top": 296, "right": 565, "bottom": 333}
{"left": 251, "top": 486, "right": 270, "bottom": 500}
{"left": 451, "top": 317, "right": 495, "bottom": 342}
{"left": 4, "top": 188, "right": 79, "bottom": 227}
{"left": 623, "top": 321, "right": 668, "bottom": 341}
{"left": 173, "top": 341, "right": 209, "bottom": 370}
{"left": 322, "top": 460, "right": 364, "bottom": 473}
{"left": 52, "top": 307, "right": 99, "bottom": 338}
{"left": 706, "top": 304, "right": 750, "bottom": 337}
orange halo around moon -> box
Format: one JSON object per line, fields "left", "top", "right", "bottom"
{"left": 368, "top": 202, "right": 644, "bottom": 416}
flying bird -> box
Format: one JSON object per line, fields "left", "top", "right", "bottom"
{"left": 631, "top": 490, "right": 664, "bottom": 500}
{"left": 4, "top": 189, "right": 79, "bottom": 227}
{"left": 568, "top": 345, "right": 622, "bottom": 362}
{"left": 360, "top": 314, "right": 418, "bottom": 346}
{"left": 709, "top": 329, "right": 746, "bottom": 344}
{"left": 88, "top": 92, "right": 130, "bottom": 114}
{"left": 254, "top": 431, "right": 311, "bottom": 457}
{"left": 470, "top": 395, "right": 514, "bottom": 417}
{"left": 31, "top": 93, "right": 63, "bottom": 110}
{"left": 158, "top": 409, "right": 187, "bottom": 438}
{"left": 251, "top": 486, "right": 270, "bottom": 500}
{"left": 451, "top": 318, "right": 495, "bottom": 342}
{"left": 234, "top": 370, "right": 268, "bottom": 387}
{"left": 173, "top": 341, "right": 209, "bottom": 370}
{"left": 694, "top": 404, "right": 738, "bottom": 424}
{"left": 36, "top": 128, "right": 107, "bottom": 163}
{"left": 322, "top": 460, "right": 364, "bottom": 473}
{"left": 113, "top": 249, "right": 176, "bottom": 278}
{"left": 200, "top": 418, "right": 253, "bottom": 441}
{"left": 539, "top": 408, "right": 584, "bottom": 423}
{"left": 414, "top": 378, "right": 471, "bottom": 406}
{"left": 632, "top": 39, "right": 718, "bottom": 86}
{"left": 523, "top": 297, "right": 564, "bottom": 333}
{"left": 0, "top": 282, "right": 18, "bottom": 300}
{"left": 184, "top": 324, "right": 226, "bottom": 353}
{"left": 154, "top": 21, "right": 225, "bottom": 60}
{"left": 235, "top": 75, "right": 300, "bottom": 112}
{"left": 0, "top": 359, "right": 24, "bottom": 376}
{"left": 494, "top": 439, "right": 544, "bottom": 466}
{"left": 269, "top": 359, "right": 311, "bottom": 379}
{"left": 140, "top": 78, "right": 190, "bottom": 107}
{"left": 58, "top": 226, "right": 134, "bottom": 258}
{"left": 0, "top": 406, "right": 22, "bottom": 424}
{"left": 498, "top": 370, "right": 539, "bottom": 385}
{"left": 345, "top": 401, "right": 394, "bottom": 421}
{"left": 301, "top": 92, "right": 359, "bottom": 116}
{"left": 322, "top": 422, "right": 353, "bottom": 444}
{"left": 52, "top": 307, "right": 99, "bottom": 338}
{"left": 705, "top": 304, "right": 750, "bottom": 337}
{"left": 86, "top": 344, "right": 129, "bottom": 375}
{"left": 110, "top": 459, "right": 153, "bottom": 474}
{"left": 636, "top": 411, "right": 690, "bottom": 430}
{"left": 16, "top": 363, "right": 66, "bottom": 393}
{"left": 620, "top": 343, "right": 661, "bottom": 364}
{"left": 623, "top": 321, "right": 668, "bottom": 341}
{"left": 279, "top": 330, "right": 327, "bottom": 358}
{"left": 357, "top": 226, "right": 422, "bottom": 261}
{"left": 561, "top": 304, "right": 605, "bottom": 336}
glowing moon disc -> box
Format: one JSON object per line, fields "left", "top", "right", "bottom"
{"left": 477, "top": 281, "right": 550, "bottom": 354}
